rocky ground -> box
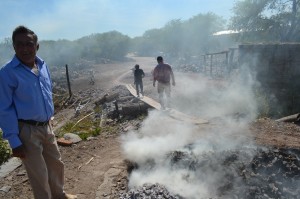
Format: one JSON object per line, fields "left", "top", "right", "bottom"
{"left": 0, "top": 56, "right": 300, "bottom": 199}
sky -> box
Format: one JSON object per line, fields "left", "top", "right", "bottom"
{"left": 0, "top": 0, "right": 236, "bottom": 41}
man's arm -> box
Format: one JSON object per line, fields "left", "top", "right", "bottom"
{"left": 153, "top": 80, "right": 156, "bottom": 87}
{"left": 170, "top": 66, "right": 175, "bottom": 86}
{"left": 0, "top": 69, "right": 25, "bottom": 158}
{"left": 142, "top": 70, "right": 145, "bottom": 78}
{"left": 152, "top": 68, "right": 157, "bottom": 87}
{"left": 12, "top": 145, "right": 26, "bottom": 158}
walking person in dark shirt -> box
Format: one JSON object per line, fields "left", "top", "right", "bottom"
{"left": 153, "top": 56, "right": 175, "bottom": 110}
{"left": 134, "top": 64, "right": 145, "bottom": 97}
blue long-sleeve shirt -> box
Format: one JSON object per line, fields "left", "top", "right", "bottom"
{"left": 0, "top": 55, "right": 54, "bottom": 149}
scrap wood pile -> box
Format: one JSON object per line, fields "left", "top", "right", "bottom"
{"left": 94, "top": 85, "right": 150, "bottom": 119}
{"left": 53, "top": 81, "right": 150, "bottom": 116}
{"left": 53, "top": 85, "right": 150, "bottom": 139}
{"left": 52, "top": 86, "right": 97, "bottom": 112}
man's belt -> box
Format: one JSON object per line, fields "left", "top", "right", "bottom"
{"left": 18, "top": 119, "right": 49, "bottom": 126}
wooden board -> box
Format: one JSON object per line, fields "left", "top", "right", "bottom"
{"left": 166, "top": 108, "right": 208, "bottom": 125}
{"left": 125, "top": 84, "right": 208, "bottom": 125}
{"left": 126, "top": 84, "right": 161, "bottom": 109}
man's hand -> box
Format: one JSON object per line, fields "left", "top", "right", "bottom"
{"left": 12, "top": 145, "right": 25, "bottom": 159}
{"left": 172, "top": 82, "right": 176, "bottom": 86}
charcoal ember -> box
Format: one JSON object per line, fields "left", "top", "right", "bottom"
{"left": 119, "top": 183, "right": 183, "bottom": 199}
{"left": 122, "top": 147, "right": 300, "bottom": 199}
{"left": 166, "top": 150, "right": 198, "bottom": 170}
{"left": 235, "top": 147, "right": 300, "bottom": 199}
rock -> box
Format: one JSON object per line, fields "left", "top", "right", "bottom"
{"left": 0, "top": 157, "right": 22, "bottom": 178}
{"left": 105, "top": 92, "right": 119, "bottom": 103}
{"left": 87, "top": 137, "right": 97, "bottom": 141}
{"left": 0, "top": 186, "right": 11, "bottom": 193}
{"left": 57, "top": 138, "right": 73, "bottom": 146}
{"left": 16, "top": 170, "right": 26, "bottom": 176}
{"left": 63, "top": 133, "right": 82, "bottom": 143}
{"left": 106, "top": 119, "right": 114, "bottom": 124}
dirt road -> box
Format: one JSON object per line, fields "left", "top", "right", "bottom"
{"left": 72, "top": 56, "right": 157, "bottom": 92}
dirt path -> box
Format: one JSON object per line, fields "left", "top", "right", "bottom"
{"left": 63, "top": 56, "right": 158, "bottom": 199}
{"left": 54, "top": 56, "right": 158, "bottom": 199}
{"left": 72, "top": 56, "right": 156, "bottom": 92}
{"left": 61, "top": 57, "right": 156, "bottom": 199}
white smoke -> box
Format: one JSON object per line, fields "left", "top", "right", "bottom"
{"left": 172, "top": 65, "right": 258, "bottom": 121}
{"left": 122, "top": 111, "right": 197, "bottom": 165}
{"left": 121, "top": 66, "right": 258, "bottom": 198}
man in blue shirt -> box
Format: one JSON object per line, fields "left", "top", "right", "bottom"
{"left": 0, "top": 26, "right": 76, "bottom": 199}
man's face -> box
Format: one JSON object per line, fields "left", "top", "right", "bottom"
{"left": 13, "top": 33, "right": 39, "bottom": 67}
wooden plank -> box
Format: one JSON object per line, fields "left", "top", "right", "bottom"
{"left": 125, "top": 84, "right": 208, "bottom": 125}
{"left": 167, "top": 109, "right": 208, "bottom": 125}
{"left": 126, "top": 84, "right": 161, "bottom": 110}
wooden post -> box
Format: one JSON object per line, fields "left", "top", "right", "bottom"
{"left": 225, "top": 51, "right": 229, "bottom": 67}
{"left": 203, "top": 55, "right": 206, "bottom": 73}
{"left": 65, "top": 64, "right": 72, "bottom": 98}
{"left": 225, "top": 51, "right": 229, "bottom": 76}
{"left": 210, "top": 54, "right": 213, "bottom": 77}
{"left": 114, "top": 100, "right": 120, "bottom": 118}
{"left": 229, "top": 48, "right": 234, "bottom": 67}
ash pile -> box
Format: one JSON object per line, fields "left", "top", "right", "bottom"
{"left": 120, "top": 147, "right": 300, "bottom": 199}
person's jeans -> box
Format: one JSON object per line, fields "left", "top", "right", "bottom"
{"left": 135, "top": 81, "right": 144, "bottom": 96}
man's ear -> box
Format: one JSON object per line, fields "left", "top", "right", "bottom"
{"left": 37, "top": 43, "right": 39, "bottom": 51}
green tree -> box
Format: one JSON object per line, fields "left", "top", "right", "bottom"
{"left": 230, "top": 0, "right": 300, "bottom": 42}
{"left": 0, "top": 38, "right": 14, "bottom": 66}
{"left": 39, "top": 39, "right": 81, "bottom": 66}
{"left": 130, "top": 28, "right": 164, "bottom": 56}
{"left": 76, "top": 31, "right": 130, "bottom": 61}
{"left": 183, "top": 13, "right": 226, "bottom": 54}
{"left": 160, "top": 19, "right": 184, "bottom": 57}
{"left": 131, "top": 13, "right": 226, "bottom": 59}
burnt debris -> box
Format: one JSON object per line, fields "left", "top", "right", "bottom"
{"left": 121, "top": 147, "right": 300, "bottom": 199}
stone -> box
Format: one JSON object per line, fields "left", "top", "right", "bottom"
{"left": 0, "top": 186, "right": 11, "bottom": 193}
{"left": 63, "top": 133, "right": 82, "bottom": 143}
{"left": 57, "top": 138, "right": 73, "bottom": 146}
{"left": 0, "top": 157, "right": 22, "bottom": 178}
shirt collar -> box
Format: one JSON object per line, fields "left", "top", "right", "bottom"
{"left": 11, "top": 55, "right": 45, "bottom": 68}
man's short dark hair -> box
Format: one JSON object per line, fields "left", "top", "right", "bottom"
{"left": 157, "top": 56, "right": 163, "bottom": 62}
{"left": 12, "top": 25, "right": 38, "bottom": 44}
{"left": 135, "top": 64, "right": 139, "bottom": 69}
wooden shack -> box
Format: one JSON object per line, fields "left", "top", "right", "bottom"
{"left": 238, "top": 43, "right": 300, "bottom": 117}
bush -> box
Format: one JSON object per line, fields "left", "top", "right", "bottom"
{"left": 0, "top": 130, "right": 12, "bottom": 165}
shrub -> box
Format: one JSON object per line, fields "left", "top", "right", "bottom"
{"left": 0, "top": 130, "right": 12, "bottom": 165}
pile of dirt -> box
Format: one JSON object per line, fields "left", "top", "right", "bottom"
{"left": 251, "top": 117, "right": 300, "bottom": 149}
